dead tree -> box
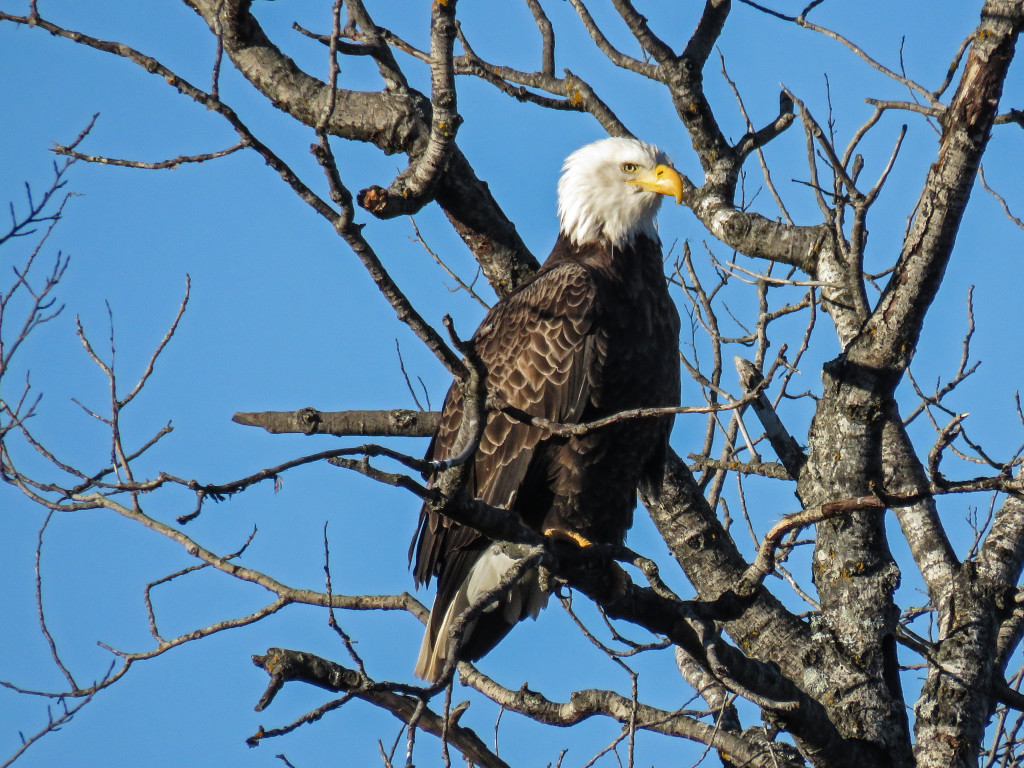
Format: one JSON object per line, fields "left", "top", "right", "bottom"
{"left": 2, "top": 2, "right": 1024, "bottom": 767}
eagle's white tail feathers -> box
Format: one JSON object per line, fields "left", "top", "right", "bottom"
{"left": 414, "top": 545, "right": 548, "bottom": 682}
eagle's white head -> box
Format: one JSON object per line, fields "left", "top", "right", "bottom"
{"left": 557, "top": 136, "right": 684, "bottom": 248}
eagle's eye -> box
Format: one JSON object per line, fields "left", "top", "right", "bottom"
{"left": 621, "top": 162, "right": 638, "bottom": 173}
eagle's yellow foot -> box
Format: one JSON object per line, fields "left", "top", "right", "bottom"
{"left": 543, "top": 528, "right": 594, "bottom": 548}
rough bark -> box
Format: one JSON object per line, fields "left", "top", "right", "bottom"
{"left": 184, "top": 0, "right": 539, "bottom": 296}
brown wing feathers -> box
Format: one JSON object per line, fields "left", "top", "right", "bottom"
{"left": 410, "top": 262, "right": 597, "bottom": 587}
{"left": 407, "top": 263, "right": 604, "bottom": 680}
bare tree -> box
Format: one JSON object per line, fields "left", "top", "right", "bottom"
{"left": 2, "top": 2, "right": 1024, "bottom": 767}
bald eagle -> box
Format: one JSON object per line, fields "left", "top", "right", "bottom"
{"left": 410, "top": 137, "right": 683, "bottom": 682}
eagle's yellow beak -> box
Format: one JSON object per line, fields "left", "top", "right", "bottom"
{"left": 629, "top": 164, "right": 685, "bottom": 204}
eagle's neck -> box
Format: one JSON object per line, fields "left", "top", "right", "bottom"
{"left": 557, "top": 207, "right": 660, "bottom": 250}
{"left": 544, "top": 232, "right": 663, "bottom": 279}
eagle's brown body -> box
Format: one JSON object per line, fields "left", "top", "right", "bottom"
{"left": 409, "top": 137, "right": 682, "bottom": 681}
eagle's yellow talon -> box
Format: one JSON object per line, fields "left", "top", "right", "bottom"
{"left": 543, "top": 528, "right": 594, "bottom": 548}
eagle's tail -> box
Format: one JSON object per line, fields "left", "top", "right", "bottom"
{"left": 414, "top": 545, "right": 548, "bottom": 682}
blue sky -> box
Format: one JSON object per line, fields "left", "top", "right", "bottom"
{"left": 2, "top": 2, "right": 1022, "bottom": 766}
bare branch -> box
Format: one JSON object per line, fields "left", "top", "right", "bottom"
{"left": 565, "top": 0, "right": 659, "bottom": 79}
{"left": 249, "top": 648, "right": 510, "bottom": 768}
{"left": 863, "top": 124, "right": 908, "bottom": 206}
{"left": 120, "top": 276, "right": 190, "bottom": 408}
{"left": 0, "top": 685, "right": 101, "bottom": 768}
{"left": 934, "top": 33, "right": 974, "bottom": 99}
{"left": 979, "top": 164, "right": 1024, "bottom": 230}
{"left": 454, "top": 24, "right": 631, "bottom": 137}
{"left": 0, "top": 148, "right": 79, "bottom": 247}
{"left": 33, "top": 512, "right": 77, "bottom": 691}
{"left": 409, "top": 217, "right": 491, "bottom": 309}
{"left": 770, "top": 9, "right": 939, "bottom": 104}
{"left": 459, "top": 663, "right": 800, "bottom": 768}
{"left": 739, "top": 495, "right": 887, "bottom": 593}
{"left": 689, "top": 455, "right": 792, "bottom": 481}
{"left": 735, "top": 357, "right": 806, "bottom": 476}
{"left": 609, "top": 0, "right": 677, "bottom": 66}
{"left": 864, "top": 98, "right": 945, "bottom": 120}
{"left": 52, "top": 141, "right": 248, "bottom": 170}
{"left": 231, "top": 408, "right": 441, "bottom": 438}
{"left": 524, "top": 0, "right": 555, "bottom": 75}
{"left": 358, "top": 0, "right": 462, "bottom": 216}
{"left": 720, "top": 53, "right": 794, "bottom": 223}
